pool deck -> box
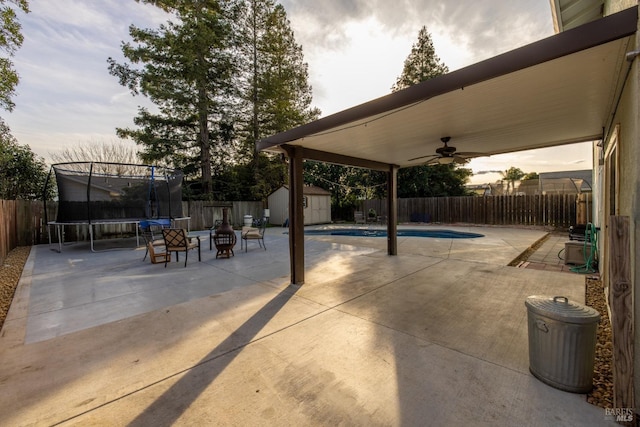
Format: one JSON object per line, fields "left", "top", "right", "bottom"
{"left": 0, "top": 224, "right": 613, "bottom": 426}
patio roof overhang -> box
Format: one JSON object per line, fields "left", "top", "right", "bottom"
{"left": 257, "top": 6, "right": 638, "bottom": 285}
{"left": 257, "top": 7, "right": 638, "bottom": 171}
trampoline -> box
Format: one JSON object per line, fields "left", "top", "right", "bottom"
{"left": 45, "top": 162, "right": 186, "bottom": 252}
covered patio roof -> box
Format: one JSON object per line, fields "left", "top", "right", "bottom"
{"left": 258, "top": 7, "right": 637, "bottom": 171}
{"left": 258, "top": 6, "right": 637, "bottom": 285}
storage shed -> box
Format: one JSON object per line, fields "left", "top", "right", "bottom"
{"left": 267, "top": 185, "right": 331, "bottom": 226}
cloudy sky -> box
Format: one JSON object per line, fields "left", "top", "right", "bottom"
{"left": 7, "top": 0, "right": 592, "bottom": 184}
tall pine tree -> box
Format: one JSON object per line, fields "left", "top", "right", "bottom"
{"left": 108, "top": 0, "right": 242, "bottom": 197}
{"left": 250, "top": 3, "right": 318, "bottom": 139}
{"left": 391, "top": 26, "right": 448, "bottom": 92}
{"left": 237, "top": 0, "right": 319, "bottom": 201}
{"left": 392, "top": 26, "right": 470, "bottom": 197}
{"left": 109, "top": 0, "right": 318, "bottom": 200}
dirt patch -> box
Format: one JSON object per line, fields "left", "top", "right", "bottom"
{"left": 585, "top": 276, "right": 613, "bottom": 408}
{"left": 0, "top": 246, "right": 30, "bottom": 330}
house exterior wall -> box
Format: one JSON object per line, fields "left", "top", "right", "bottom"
{"left": 600, "top": 0, "right": 640, "bottom": 410}
{"left": 65, "top": 181, "right": 112, "bottom": 202}
{"left": 625, "top": 18, "right": 640, "bottom": 410}
{"left": 605, "top": 0, "right": 638, "bottom": 16}
{"left": 609, "top": 54, "right": 640, "bottom": 419}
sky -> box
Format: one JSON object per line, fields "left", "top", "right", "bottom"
{"left": 6, "top": 0, "right": 593, "bottom": 185}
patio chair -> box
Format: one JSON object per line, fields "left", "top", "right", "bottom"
{"left": 140, "top": 223, "right": 168, "bottom": 262}
{"left": 354, "top": 211, "right": 366, "bottom": 224}
{"left": 162, "top": 228, "right": 201, "bottom": 267}
{"left": 241, "top": 218, "right": 267, "bottom": 252}
{"left": 146, "top": 241, "right": 171, "bottom": 264}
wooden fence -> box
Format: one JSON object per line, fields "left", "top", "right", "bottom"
{"left": 0, "top": 200, "right": 263, "bottom": 263}
{"left": 0, "top": 195, "right": 582, "bottom": 263}
{"left": 1, "top": 200, "right": 47, "bottom": 262}
{"left": 183, "top": 200, "right": 264, "bottom": 231}
{"left": 360, "top": 194, "right": 579, "bottom": 228}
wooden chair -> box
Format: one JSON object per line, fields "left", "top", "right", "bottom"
{"left": 147, "top": 241, "right": 171, "bottom": 264}
{"left": 140, "top": 223, "right": 168, "bottom": 262}
{"left": 241, "top": 218, "right": 267, "bottom": 252}
{"left": 162, "top": 228, "right": 201, "bottom": 267}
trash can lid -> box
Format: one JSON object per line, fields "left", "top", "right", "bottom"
{"left": 525, "top": 295, "right": 600, "bottom": 324}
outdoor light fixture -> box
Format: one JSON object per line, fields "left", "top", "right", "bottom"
{"left": 438, "top": 157, "right": 455, "bottom": 164}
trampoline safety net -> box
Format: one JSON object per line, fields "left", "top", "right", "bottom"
{"left": 47, "top": 162, "right": 183, "bottom": 223}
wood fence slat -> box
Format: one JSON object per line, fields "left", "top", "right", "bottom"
{"left": 0, "top": 200, "right": 8, "bottom": 261}
{"left": 489, "top": 196, "right": 496, "bottom": 225}
{"left": 608, "top": 216, "right": 634, "bottom": 416}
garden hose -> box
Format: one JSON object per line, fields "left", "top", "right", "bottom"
{"left": 570, "top": 222, "right": 598, "bottom": 274}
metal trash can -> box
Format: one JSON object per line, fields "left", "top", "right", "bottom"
{"left": 525, "top": 295, "right": 600, "bottom": 393}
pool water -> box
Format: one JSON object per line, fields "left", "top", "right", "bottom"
{"left": 304, "top": 229, "right": 484, "bottom": 239}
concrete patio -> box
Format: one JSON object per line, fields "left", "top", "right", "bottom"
{"left": 0, "top": 225, "right": 614, "bottom": 426}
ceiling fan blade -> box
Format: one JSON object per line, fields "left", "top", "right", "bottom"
{"left": 407, "top": 154, "right": 438, "bottom": 161}
{"left": 426, "top": 157, "right": 444, "bottom": 165}
{"left": 453, "top": 156, "right": 469, "bottom": 164}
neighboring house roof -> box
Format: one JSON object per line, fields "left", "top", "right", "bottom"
{"left": 465, "top": 184, "right": 491, "bottom": 196}
{"left": 517, "top": 178, "right": 586, "bottom": 195}
{"left": 257, "top": 8, "right": 636, "bottom": 173}
{"left": 539, "top": 170, "right": 593, "bottom": 190}
{"left": 513, "top": 170, "right": 592, "bottom": 194}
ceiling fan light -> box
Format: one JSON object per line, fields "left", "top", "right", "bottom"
{"left": 439, "top": 156, "right": 455, "bottom": 164}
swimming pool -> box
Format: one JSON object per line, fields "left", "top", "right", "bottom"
{"left": 303, "top": 229, "right": 484, "bottom": 239}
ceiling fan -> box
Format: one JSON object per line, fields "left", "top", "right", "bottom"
{"left": 408, "top": 137, "right": 487, "bottom": 165}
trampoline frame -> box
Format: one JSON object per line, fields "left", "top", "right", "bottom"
{"left": 44, "top": 162, "right": 187, "bottom": 252}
